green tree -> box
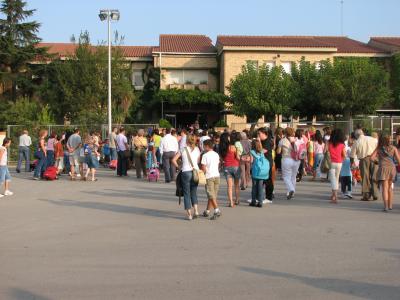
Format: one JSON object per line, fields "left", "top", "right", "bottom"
{"left": 40, "top": 32, "right": 135, "bottom": 125}
{"left": 319, "top": 58, "right": 390, "bottom": 119}
{"left": 291, "top": 58, "right": 324, "bottom": 119}
{"left": 227, "top": 62, "right": 297, "bottom": 124}
{"left": 391, "top": 53, "right": 400, "bottom": 107}
{"left": 0, "top": 0, "right": 47, "bottom": 100}
{"left": 0, "top": 96, "right": 54, "bottom": 126}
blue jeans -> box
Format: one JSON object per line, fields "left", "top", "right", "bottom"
{"left": 110, "top": 148, "right": 117, "bottom": 161}
{"left": 17, "top": 146, "right": 30, "bottom": 172}
{"left": 181, "top": 171, "right": 198, "bottom": 210}
{"left": 47, "top": 150, "right": 55, "bottom": 166}
{"left": 34, "top": 151, "right": 47, "bottom": 178}
{"left": 0, "top": 166, "right": 11, "bottom": 183}
{"left": 251, "top": 179, "right": 265, "bottom": 204}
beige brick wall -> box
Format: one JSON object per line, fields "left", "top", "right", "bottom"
{"left": 131, "top": 61, "right": 151, "bottom": 70}
{"left": 221, "top": 51, "right": 334, "bottom": 93}
{"left": 154, "top": 55, "right": 217, "bottom": 69}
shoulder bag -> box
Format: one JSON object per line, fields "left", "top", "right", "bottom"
{"left": 185, "top": 147, "right": 206, "bottom": 185}
{"left": 321, "top": 150, "right": 331, "bottom": 174}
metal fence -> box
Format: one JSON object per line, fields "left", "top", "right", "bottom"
{"left": 6, "top": 123, "right": 158, "bottom": 162}
{"left": 231, "top": 116, "right": 400, "bottom": 136}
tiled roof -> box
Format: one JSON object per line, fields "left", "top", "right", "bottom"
{"left": 154, "top": 34, "right": 216, "bottom": 53}
{"left": 216, "top": 36, "right": 386, "bottom": 53}
{"left": 37, "top": 43, "right": 154, "bottom": 58}
{"left": 316, "top": 37, "right": 385, "bottom": 53}
{"left": 38, "top": 43, "right": 78, "bottom": 57}
{"left": 370, "top": 37, "right": 400, "bottom": 47}
{"left": 120, "top": 46, "right": 154, "bottom": 57}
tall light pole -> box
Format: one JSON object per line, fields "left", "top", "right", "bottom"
{"left": 99, "top": 9, "right": 120, "bottom": 134}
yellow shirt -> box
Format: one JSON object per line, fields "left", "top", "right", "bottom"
{"left": 154, "top": 135, "right": 162, "bottom": 148}
{"left": 133, "top": 136, "right": 148, "bottom": 150}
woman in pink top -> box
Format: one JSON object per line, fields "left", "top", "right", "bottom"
{"left": 327, "top": 129, "right": 346, "bottom": 203}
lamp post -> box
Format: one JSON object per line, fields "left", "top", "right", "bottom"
{"left": 99, "top": 9, "right": 120, "bottom": 134}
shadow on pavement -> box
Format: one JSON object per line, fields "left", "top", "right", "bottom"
{"left": 376, "top": 248, "right": 400, "bottom": 260}
{"left": 8, "top": 288, "right": 52, "bottom": 300}
{"left": 38, "top": 198, "right": 184, "bottom": 221}
{"left": 239, "top": 267, "right": 400, "bottom": 300}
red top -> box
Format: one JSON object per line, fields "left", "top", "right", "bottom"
{"left": 329, "top": 143, "right": 345, "bottom": 163}
{"left": 224, "top": 147, "right": 239, "bottom": 167}
{"left": 55, "top": 142, "right": 64, "bottom": 158}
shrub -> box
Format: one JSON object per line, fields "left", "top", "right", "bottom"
{"left": 159, "top": 118, "right": 172, "bottom": 129}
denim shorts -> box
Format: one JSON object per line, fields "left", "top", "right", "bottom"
{"left": 0, "top": 166, "right": 11, "bottom": 183}
{"left": 224, "top": 166, "right": 241, "bottom": 180}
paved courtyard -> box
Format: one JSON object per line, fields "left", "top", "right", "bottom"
{"left": 0, "top": 169, "right": 399, "bottom": 300}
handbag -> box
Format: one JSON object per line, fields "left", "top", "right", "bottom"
{"left": 321, "top": 151, "right": 331, "bottom": 173}
{"left": 184, "top": 147, "right": 206, "bottom": 185}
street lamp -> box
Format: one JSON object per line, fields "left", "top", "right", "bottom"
{"left": 99, "top": 9, "right": 120, "bottom": 134}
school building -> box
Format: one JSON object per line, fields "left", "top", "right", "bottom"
{"left": 35, "top": 35, "right": 400, "bottom": 127}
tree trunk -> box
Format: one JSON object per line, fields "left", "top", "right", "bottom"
{"left": 343, "top": 110, "right": 352, "bottom": 135}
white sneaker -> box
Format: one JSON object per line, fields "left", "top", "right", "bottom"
{"left": 4, "top": 190, "right": 13, "bottom": 196}
{"left": 0, "top": 194, "right": 4, "bottom": 198}
{"left": 246, "top": 199, "right": 252, "bottom": 203}
{"left": 263, "top": 199, "right": 273, "bottom": 204}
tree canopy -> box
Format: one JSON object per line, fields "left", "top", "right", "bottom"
{"left": 39, "top": 32, "right": 135, "bottom": 125}
{"left": 227, "top": 62, "right": 297, "bottom": 122}
{"left": 0, "top": 0, "right": 47, "bottom": 100}
{"left": 318, "top": 58, "right": 390, "bottom": 118}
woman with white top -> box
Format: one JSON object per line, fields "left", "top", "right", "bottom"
{"left": 172, "top": 134, "right": 200, "bottom": 220}
{"left": 0, "top": 138, "right": 13, "bottom": 197}
{"left": 277, "top": 127, "right": 301, "bottom": 200}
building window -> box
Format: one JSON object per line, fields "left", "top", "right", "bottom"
{"left": 132, "top": 70, "right": 144, "bottom": 89}
{"left": 263, "top": 61, "right": 276, "bottom": 69}
{"left": 183, "top": 70, "right": 208, "bottom": 84}
{"left": 246, "top": 60, "right": 259, "bottom": 70}
{"left": 280, "top": 62, "right": 292, "bottom": 74}
{"left": 165, "top": 70, "right": 208, "bottom": 85}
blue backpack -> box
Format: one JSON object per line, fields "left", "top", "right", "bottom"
{"left": 251, "top": 150, "right": 270, "bottom": 180}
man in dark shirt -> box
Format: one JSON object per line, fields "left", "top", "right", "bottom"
{"left": 258, "top": 128, "right": 274, "bottom": 201}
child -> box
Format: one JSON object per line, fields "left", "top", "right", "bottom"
{"left": 340, "top": 143, "right": 353, "bottom": 199}
{"left": 54, "top": 136, "right": 64, "bottom": 175}
{"left": 201, "top": 139, "right": 221, "bottom": 220}
{"left": 250, "top": 139, "right": 270, "bottom": 208}
{"left": 0, "top": 138, "right": 13, "bottom": 197}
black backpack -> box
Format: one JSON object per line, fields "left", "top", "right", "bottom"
{"left": 175, "top": 171, "right": 184, "bottom": 205}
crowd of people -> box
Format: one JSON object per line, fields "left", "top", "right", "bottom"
{"left": 6, "top": 124, "right": 400, "bottom": 218}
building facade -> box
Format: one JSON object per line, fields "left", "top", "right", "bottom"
{"left": 31, "top": 34, "right": 400, "bottom": 127}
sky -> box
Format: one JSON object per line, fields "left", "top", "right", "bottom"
{"left": 22, "top": 0, "right": 400, "bottom": 45}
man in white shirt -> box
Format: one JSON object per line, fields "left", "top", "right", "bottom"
{"left": 201, "top": 139, "right": 221, "bottom": 220}
{"left": 350, "top": 129, "right": 379, "bottom": 201}
{"left": 160, "top": 128, "right": 179, "bottom": 182}
{"left": 116, "top": 127, "right": 129, "bottom": 176}
{"left": 16, "top": 130, "right": 32, "bottom": 173}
